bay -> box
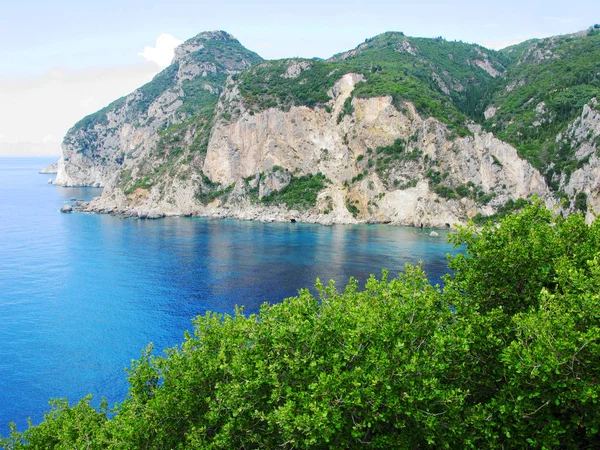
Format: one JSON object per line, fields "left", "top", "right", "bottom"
{"left": 0, "top": 157, "right": 459, "bottom": 435}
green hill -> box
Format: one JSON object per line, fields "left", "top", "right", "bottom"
{"left": 69, "top": 31, "right": 263, "bottom": 136}
{"left": 482, "top": 27, "right": 600, "bottom": 183}
{"left": 237, "top": 31, "right": 507, "bottom": 135}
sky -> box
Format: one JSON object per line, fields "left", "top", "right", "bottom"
{"left": 0, "top": 0, "right": 598, "bottom": 156}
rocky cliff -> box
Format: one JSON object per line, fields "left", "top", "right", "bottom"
{"left": 82, "top": 71, "right": 550, "bottom": 227}
{"left": 54, "top": 31, "right": 262, "bottom": 187}
{"left": 56, "top": 27, "right": 600, "bottom": 227}
{"left": 559, "top": 99, "right": 600, "bottom": 220}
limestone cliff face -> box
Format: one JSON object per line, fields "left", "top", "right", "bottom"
{"left": 85, "top": 72, "right": 551, "bottom": 227}
{"left": 54, "top": 31, "right": 262, "bottom": 188}
{"left": 54, "top": 105, "right": 161, "bottom": 187}
{"left": 558, "top": 100, "right": 600, "bottom": 221}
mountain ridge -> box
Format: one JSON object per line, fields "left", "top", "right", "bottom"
{"left": 54, "top": 26, "right": 600, "bottom": 226}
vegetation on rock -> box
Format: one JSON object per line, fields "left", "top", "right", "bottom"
{"left": 237, "top": 32, "right": 506, "bottom": 136}
{"left": 484, "top": 30, "right": 600, "bottom": 181}
{"left": 261, "top": 172, "right": 330, "bottom": 210}
{"left": 67, "top": 31, "right": 262, "bottom": 147}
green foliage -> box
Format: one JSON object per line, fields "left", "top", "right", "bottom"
{"left": 370, "top": 138, "right": 423, "bottom": 187}
{"left": 588, "top": 24, "right": 600, "bottom": 37}
{"left": 345, "top": 198, "right": 360, "bottom": 218}
{"left": 261, "top": 172, "right": 329, "bottom": 210}
{"left": 69, "top": 97, "right": 126, "bottom": 134}
{"left": 69, "top": 33, "right": 262, "bottom": 138}
{"left": 448, "top": 199, "right": 596, "bottom": 314}
{"left": 5, "top": 202, "right": 600, "bottom": 448}
{"left": 135, "top": 35, "right": 261, "bottom": 120}
{"left": 424, "top": 169, "right": 494, "bottom": 203}
{"left": 237, "top": 32, "right": 505, "bottom": 134}
{"left": 118, "top": 105, "right": 218, "bottom": 194}
{"left": 338, "top": 32, "right": 503, "bottom": 134}
{"left": 455, "top": 184, "right": 471, "bottom": 198}
{"left": 0, "top": 396, "right": 109, "bottom": 449}
{"left": 237, "top": 59, "right": 338, "bottom": 110}
{"left": 136, "top": 63, "right": 181, "bottom": 114}
{"left": 394, "top": 179, "right": 418, "bottom": 190}
{"left": 433, "top": 185, "right": 456, "bottom": 199}
{"left": 195, "top": 174, "right": 234, "bottom": 205}
{"left": 575, "top": 191, "right": 588, "bottom": 212}
{"left": 444, "top": 201, "right": 600, "bottom": 447}
{"left": 124, "top": 175, "right": 155, "bottom": 195}
{"left": 337, "top": 96, "right": 355, "bottom": 123}
{"left": 487, "top": 32, "right": 600, "bottom": 178}
{"left": 471, "top": 197, "right": 530, "bottom": 225}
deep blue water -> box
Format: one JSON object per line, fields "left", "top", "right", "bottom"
{"left": 0, "top": 157, "right": 459, "bottom": 436}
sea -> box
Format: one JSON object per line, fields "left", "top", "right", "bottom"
{"left": 0, "top": 157, "right": 460, "bottom": 436}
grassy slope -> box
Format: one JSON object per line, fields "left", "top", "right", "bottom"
{"left": 237, "top": 32, "right": 506, "bottom": 136}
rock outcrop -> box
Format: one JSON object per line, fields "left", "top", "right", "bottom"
{"left": 82, "top": 72, "right": 551, "bottom": 228}
{"left": 39, "top": 162, "right": 58, "bottom": 174}
{"left": 557, "top": 100, "right": 600, "bottom": 220}
{"left": 54, "top": 31, "right": 262, "bottom": 188}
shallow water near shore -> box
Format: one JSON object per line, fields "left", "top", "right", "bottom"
{"left": 0, "top": 157, "right": 460, "bottom": 435}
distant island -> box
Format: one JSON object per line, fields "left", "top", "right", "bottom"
{"left": 39, "top": 162, "right": 58, "bottom": 174}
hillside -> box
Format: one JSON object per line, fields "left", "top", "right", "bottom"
{"left": 54, "top": 31, "right": 262, "bottom": 188}
{"left": 482, "top": 27, "right": 600, "bottom": 197}
{"left": 53, "top": 27, "right": 600, "bottom": 225}
{"left": 236, "top": 32, "right": 506, "bottom": 134}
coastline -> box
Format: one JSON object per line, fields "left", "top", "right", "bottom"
{"left": 68, "top": 199, "right": 459, "bottom": 230}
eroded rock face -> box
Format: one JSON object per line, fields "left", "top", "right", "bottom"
{"left": 39, "top": 162, "right": 58, "bottom": 174}
{"left": 281, "top": 61, "right": 312, "bottom": 79}
{"left": 82, "top": 72, "right": 551, "bottom": 228}
{"left": 54, "top": 31, "right": 262, "bottom": 189}
{"left": 560, "top": 100, "right": 600, "bottom": 221}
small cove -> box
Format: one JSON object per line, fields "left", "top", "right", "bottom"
{"left": 0, "top": 157, "right": 460, "bottom": 434}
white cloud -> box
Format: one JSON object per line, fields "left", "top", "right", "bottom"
{"left": 138, "top": 34, "right": 183, "bottom": 68}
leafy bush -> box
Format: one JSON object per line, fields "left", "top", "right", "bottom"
{"left": 261, "top": 173, "right": 329, "bottom": 210}
{"left": 337, "top": 96, "right": 355, "bottom": 123}
{"left": 455, "top": 184, "right": 471, "bottom": 198}
{"left": 345, "top": 199, "right": 360, "bottom": 217}
{"left": 433, "top": 185, "right": 456, "bottom": 199}
{"left": 238, "top": 60, "right": 338, "bottom": 111}
{"left": 472, "top": 197, "right": 529, "bottom": 224}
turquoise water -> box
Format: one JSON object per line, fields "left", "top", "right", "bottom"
{"left": 0, "top": 157, "right": 459, "bottom": 435}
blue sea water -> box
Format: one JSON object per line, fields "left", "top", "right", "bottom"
{"left": 0, "top": 157, "right": 460, "bottom": 436}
